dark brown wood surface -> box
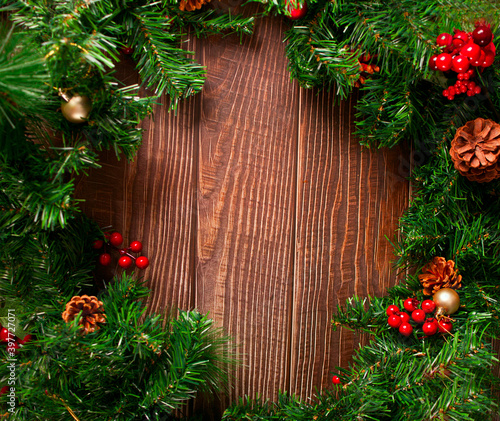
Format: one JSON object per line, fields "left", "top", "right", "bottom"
{"left": 75, "top": 10, "right": 411, "bottom": 418}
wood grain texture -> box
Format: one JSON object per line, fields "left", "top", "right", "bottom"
{"left": 74, "top": 53, "right": 197, "bottom": 313}
{"left": 73, "top": 13, "right": 414, "bottom": 419}
{"left": 195, "top": 12, "right": 298, "bottom": 405}
{"left": 290, "top": 88, "right": 410, "bottom": 397}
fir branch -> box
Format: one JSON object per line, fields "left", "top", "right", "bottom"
{"left": 125, "top": 4, "right": 206, "bottom": 110}
{"left": 0, "top": 23, "right": 49, "bottom": 129}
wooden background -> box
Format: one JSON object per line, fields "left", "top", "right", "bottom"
{"left": 74, "top": 8, "right": 412, "bottom": 419}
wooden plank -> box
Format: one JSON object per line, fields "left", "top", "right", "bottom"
{"left": 290, "top": 88, "right": 410, "bottom": 398}
{"left": 74, "top": 53, "right": 197, "bottom": 313}
{"left": 194, "top": 11, "right": 299, "bottom": 408}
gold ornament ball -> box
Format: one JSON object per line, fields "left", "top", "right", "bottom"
{"left": 61, "top": 95, "right": 92, "bottom": 124}
{"left": 433, "top": 288, "right": 460, "bottom": 316}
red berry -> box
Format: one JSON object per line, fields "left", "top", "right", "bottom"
{"left": 436, "top": 33, "right": 452, "bottom": 47}
{"left": 447, "top": 95, "right": 454, "bottom": 100}
{"left": 0, "top": 328, "right": 11, "bottom": 342}
{"left": 442, "top": 88, "right": 449, "bottom": 97}
{"left": 99, "top": 253, "right": 111, "bottom": 266}
{"left": 109, "top": 232, "right": 123, "bottom": 247}
{"left": 452, "top": 55, "right": 469, "bottom": 73}
{"left": 287, "top": 0, "right": 307, "bottom": 20}
{"left": 0, "top": 386, "right": 8, "bottom": 396}
{"left": 482, "top": 51, "right": 495, "bottom": 68}
{"left": 463, "top": 72, "right": 470, "bottom": 80}
{"left": 121, "top": 46, "right": 133, "bottom": 55}
{"left": 421, "top": 299, "right": 436, "bottom": 313}
{"left": 483, "top": 41, "right": 496, "bottom": 54}
{"left": 467, "top": 89, "right": 474, "bottom": 97}
{"left": 467, "top": 81, "right": 476, "bottom": 89}
{"left": 403, "top": 298, "right": 419, "bottom": 312}
{"left": 472, "top": 25, "right": 493, "bottom": 47}
{"left": 411, "top": 309, "right": 426, "bottom": 324}
{"left": 129, "top": 241, "right": 143, "bottom": 253}
{"left": 423, "top": 319, "right": 438, "bottom": 336}
{"left": 17, "top": 334, "right": 33, "bottom": 345}
{"left": 461, "top": 43, "right": 481, "bottom": 62}
{"left": 388, "top": 315, "right": 402, "bottom": 328}
{"left": 428, "top": 54, "right": 439, "bottom": 71}
{"left": 474, "top": 86, "right": 481, "bottom": 95}
{"left": 399, "top": 312, "right": 411, "bottom": 323}
{"left": 135, "top": 256, "right": 149, "bottom": 270}
{"left": 457, "top": 72, "right": 465, "bottom": 80}
{"left": 118, "top": 256, "right": 133, "bottom": 269}
{"left": 332, "top": 375, "right": 341, "bottom": 385}
{"left": 436, "top": 53, "right": 453, "bottom": 71}
{"left": 447, "top": 86, "right": 456, "bottom": 96}
{"left": 438, "top": 319, "right": 453, "bottom": 333}
{"left": 460, "top": 85, "right": 468, "bottom": 94}
{"left": 399, "top": 322, "right": 413, "bottom": 337}
{"left": 467, "top": 69, "right": 474, "bottom": 76}
{"left": 470, "top": 50, "right": 485, "bottom": 67}
{"left": 386, "top": 305, "right": 400, "bottom": 316}
{"left": 452, "top": 38, "right": 465, "bottom": 49}
{"left": 92, "top": 239, "right": 104, "bottom": 249}
{"left": 453, "top": 30, "right": 470, "bottom": 44}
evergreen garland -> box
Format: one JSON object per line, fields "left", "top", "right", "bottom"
{"left": 1, "top": 0, "right": 500, "bottom": 419}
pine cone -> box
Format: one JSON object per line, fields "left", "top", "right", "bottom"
{"left": 179, "top": 0, "right": 211, "bottom": 11}
{"left": 450, "top": 118, "right": 500, "bottom": 183}
{"left": 62, "top": 295, "right": 106, "bottom": 334}
{"left": 418, "top": 257, "right": 462, "bottom": 295}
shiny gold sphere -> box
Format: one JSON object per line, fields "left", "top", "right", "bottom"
{"left": 61, "top": 95, "right": 92, "bottom": 124}
{"left": 433, "top": 288, "right": 460, "bottom": 316}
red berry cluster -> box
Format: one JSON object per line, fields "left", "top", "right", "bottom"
{"left": 93, "top": 232, "right": 149, "bottom": 270}
{"left": 386, "top": 298, "right": 453, "bottom": 338}
{"left": 0, "top": 323, "right": 32, "bottom": 357}
{"left": 428, "top": 22, "right": 495, "bottom": 100}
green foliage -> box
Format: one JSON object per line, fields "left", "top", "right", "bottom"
{"left": 255, "top": 0, "right": 500, "bottom": 148}
{"left": 0, "top": 0, "right": 254, "bottom": 230}
{"left": 0, "top": 275, "right": 235, "bottom": 420}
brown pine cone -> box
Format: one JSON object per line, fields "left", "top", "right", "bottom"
{"left": 450, "top": 118, "right": 500, "bottom": 183}
{"left": 179, "top": 0, "right": 211, "bottom": 11}
{"left": 62, "top": 295, "right": 106, "bottom": 334}
{"left": 418, "top": 256, "right": 462, "bottom": 295}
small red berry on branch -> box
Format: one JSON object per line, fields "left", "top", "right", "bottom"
{"left": 399, "top": 322, "right": 413, "bottom": 337}
{"left": 118, "top": 256, "right": 133, "bottom": 269}
{"left": 286, "top": 0, "right": 307, "bottom": 20}
{"left": 421, "top": 299, "right": 436, "bottom": 313}
{"left": 129, "top": 241, "right": 143, "bottom": 253}
{"left": 135, "top": 256, "right": 149, "bottom": 270}
{"left": 386, "top": 304, "right": 400, "bottom": 316}
{"left": 438, "top": 318, "right": 453, "bottom": 334}
{"left": 399, "top": 312, "right": 411, "bottom": 323}
{"left": 388, "top": 314, "right": 402, "bottom": 328}
{"left": 332, "top": 375, "right": 342, "bottom": 385}
{"left": 0, "top": 327, "right": 11, "bottom": 342}
{"left": 403, "top": 298, "right": 419, "bottom": 312}
{"left": 422, "top": 318, "right": 438, "bottom": 336}
{"left": 109, "top": 232, "right": 123, "bottom": 247}
{"left": 99, "top": 253, "right": 112, "bottom": 266}
{"left": 411, "top": 309, "right": 426, "bottom": 324}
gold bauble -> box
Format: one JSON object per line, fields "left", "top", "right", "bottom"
{"left": 61, "top": 95, "right": 92, "bottom": 124}
{"left": 433, "top": 288, "right": 460, "bottom": 316}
